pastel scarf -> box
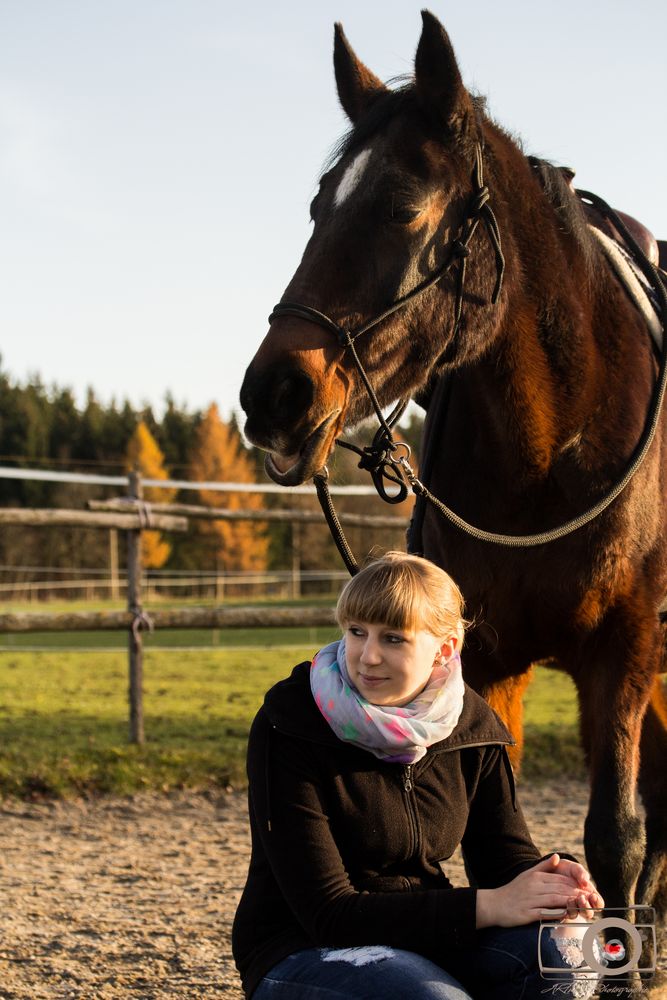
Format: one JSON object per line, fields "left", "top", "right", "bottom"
{"left": 310, "top": 638, "right": 465, "bottom": 764}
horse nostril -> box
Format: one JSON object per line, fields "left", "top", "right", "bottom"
{"left": 240, "top": 365, "right": 315, "bottom": 443}
{"left": 272, "top": 371, "right": 314, "bottom": 421}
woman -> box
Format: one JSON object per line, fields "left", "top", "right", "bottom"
{"left": 233, "top": 552, "right": 602, "bottom": 998}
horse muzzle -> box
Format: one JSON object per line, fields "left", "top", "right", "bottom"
{"left": 262, "top": 409, "right": 342, "bottom": 486}
{"left": 240, "top": 359, "right": 345, "bottom": 485}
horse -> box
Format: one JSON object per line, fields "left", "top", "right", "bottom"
{"left": 239, "top": 10, "right": 667, "bottom": 922}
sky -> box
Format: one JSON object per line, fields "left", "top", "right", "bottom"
{"left": 1, "top": 0, "right": 665, "bottom": 423}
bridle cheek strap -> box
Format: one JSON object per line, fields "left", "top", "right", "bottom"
{"left": 452, "top": 148, "right": 505, "bottom": 333}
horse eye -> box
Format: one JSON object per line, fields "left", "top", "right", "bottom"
{"left": 388, "top": 198, "right": 422, "bottom": 224}
{"left": 392, "top": 208, "right": 421, "bottom": 224}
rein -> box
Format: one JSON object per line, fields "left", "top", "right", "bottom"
{"left": 271, "top": 150, "right": 667, "bottom": 575}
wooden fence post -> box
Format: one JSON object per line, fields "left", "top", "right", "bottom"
{"left": 291, "top": 521, "right": 301, "bottom": 600}
{"left": 109, "top": 528, "right": 120, "bottom": 601}
{"left": 127, "top": 470, "right": 145, "bottom": 744}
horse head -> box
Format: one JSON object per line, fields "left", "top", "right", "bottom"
{"left": 240, "top": 11, "right": 506, "bottom": 485}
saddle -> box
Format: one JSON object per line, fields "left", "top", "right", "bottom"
{"left": 559, "top": 166, "right": 662, "bottom": 268}
{"left": 584, "top": 201, "right": 661, "bottom": 268}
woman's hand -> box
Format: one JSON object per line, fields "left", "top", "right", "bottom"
{"left": 476, "top": 853, "right": 604, "bottom": 929}
{"left": 548, "top": 856, "right": 604, "bottom": 921}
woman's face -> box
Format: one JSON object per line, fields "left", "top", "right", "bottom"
{"left": 344, "top": 620, "right": 456, "bottom": 707}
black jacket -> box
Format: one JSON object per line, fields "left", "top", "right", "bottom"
{"left": 233, "top": 660, "right": 550, "bottom": 998}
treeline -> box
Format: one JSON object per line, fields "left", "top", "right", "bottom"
{"left": 0, "top": 366, "right": 423, "bottom": 581}
{"left": 0, "top": 371, "right": 205, "bottom": 501}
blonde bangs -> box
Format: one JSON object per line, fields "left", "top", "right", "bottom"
{"left": 335, "top": 552, "right": 467, "bottom": 646}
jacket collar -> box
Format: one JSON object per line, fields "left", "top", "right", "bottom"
{"left": 262, "top": 660, "right": 514, "bottom": 752}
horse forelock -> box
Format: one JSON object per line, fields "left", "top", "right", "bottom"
{"left": 323, "top": 84, "right": 416, "bottom": 175}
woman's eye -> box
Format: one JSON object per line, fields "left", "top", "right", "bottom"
{"left": 385, "top": 634, "right": 405, "bottom": 644}
{"left": 348, "top": 626, "right": 365, "bottom": 637}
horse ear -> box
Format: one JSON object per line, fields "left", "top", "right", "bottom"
{"left": 415, "top": 10, "right": 471, "bottom": 130}
{"left": 334, "top": 23, "right": 388, "bottom": 123}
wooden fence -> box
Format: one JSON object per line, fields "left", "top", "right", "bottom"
{"left": 0, "top": 471, "right": 408, "bottom": 743}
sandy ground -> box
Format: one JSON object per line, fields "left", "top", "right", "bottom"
{"left": 0, "top": 780, "right": 664, "bottom": 999}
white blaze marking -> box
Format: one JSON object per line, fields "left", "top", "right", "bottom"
{"left": 334, "top": 148, "right": 372, "bottom": 207}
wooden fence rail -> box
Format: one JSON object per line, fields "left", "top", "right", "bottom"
{"left": 0, "top": 606, "right": 336, "bottom": 632}
{"left": 0, "top": 509, "right": 188, "bottom": 531}
{"left": 88, "top": 498, "right": 409, "bottom": 529}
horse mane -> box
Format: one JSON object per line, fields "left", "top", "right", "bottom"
{"left": 527, "top": 156, "right": 599, "bottom": 276}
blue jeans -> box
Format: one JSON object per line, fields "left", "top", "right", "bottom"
{"left": 252, "top": 924, "right": 596, "bottom": 999}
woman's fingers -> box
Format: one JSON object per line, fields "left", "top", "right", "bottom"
{"left": 560, "top": 859, "right": 589, "bottom": 879}
{"left": 533, "top": 857, "right": 602, "bottom": 896}
{"left": 551, "top": 858, "right": 601, "bottom": 894}
{"left": 544, "top": 891, "right": 603, "bottom": 921}
{"left": 532, "top": 873, "right": 602, "bottom": 902}
{"left": 534, "top": 893, "right": 582, "bottom": 916}
{"left": 539, "top": 895, "right": 595, "bottom": 920}
{"left": 539, "top": 873, "right": 590, "bottom": 891}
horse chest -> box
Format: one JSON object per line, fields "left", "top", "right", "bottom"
{"left": 421, "top": 512, "right": 622, "bottom": 660}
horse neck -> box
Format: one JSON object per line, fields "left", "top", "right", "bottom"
{"left": 436, "top": 134, "right": 657, "bottom": 484}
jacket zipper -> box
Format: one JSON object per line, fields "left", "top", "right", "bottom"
{"left": 402, "top": 764, "right": 419, "bottom": 858}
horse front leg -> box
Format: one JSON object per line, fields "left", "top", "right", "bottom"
{"left": 574, "top": 615, "right": 660, "bottom": 910}
{"left": 637, "top": 670, "right": 667, "bottom": 920}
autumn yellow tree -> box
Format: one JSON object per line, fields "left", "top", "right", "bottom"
{"left": 125, "top": 421, "right": 177, "bottom": 568}
{"left": 189, "top": 404, "right": 268, "bottom": 571}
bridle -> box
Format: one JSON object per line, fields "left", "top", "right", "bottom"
{"left": 270, "top": 142, "right": 503, "bottom": 474}
{"left": 268, "top": 145, "right": 667, "bottom": 575}
{"left": 269, "top": 143, "right": 504, "bottom": 569}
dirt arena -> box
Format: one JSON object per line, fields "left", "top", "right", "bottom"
{"left": 0, "top": 780, "right": 664, "bottom": 999}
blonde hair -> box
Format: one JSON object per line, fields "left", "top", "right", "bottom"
{"left": 335, "top": 551, "right": 467, "bottom": 648}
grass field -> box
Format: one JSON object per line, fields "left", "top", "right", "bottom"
{"left": 0, "top": 640, "right": 585, "bottom": 797}
{"left": 0, "top": 626, "right": 340, "bottom": 650}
